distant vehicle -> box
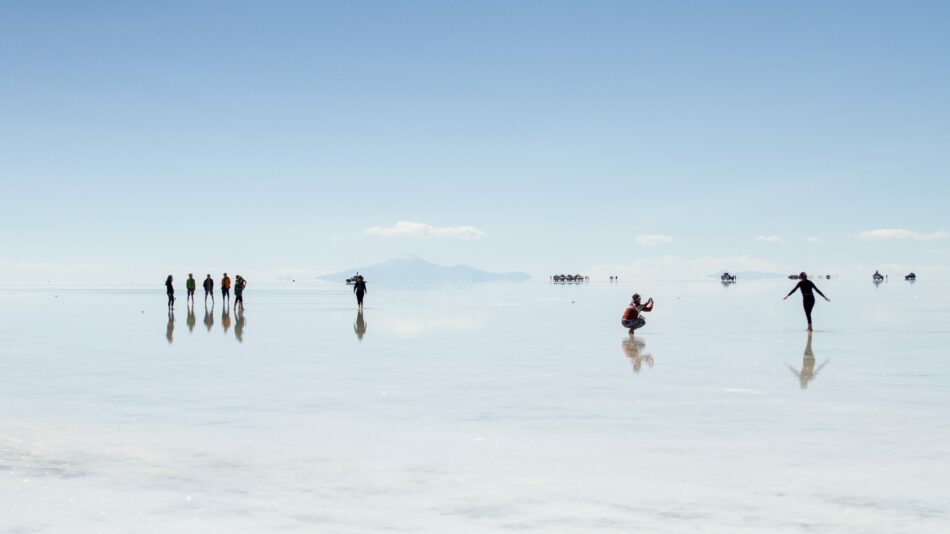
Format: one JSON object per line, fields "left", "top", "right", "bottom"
{"left": 905, "top": 272, "right": 917, "bottom": 281}
{"left": 873, "top": 270, "right": 884, "bottom": 282}
{"left": 346, "top": 272, "right": 361, "bottom": 285}
{"left": 721, "top": 272, "right": 736, "bottom": 283}
{"left": 552, "top": 274, "right": 587, "bottom": 283}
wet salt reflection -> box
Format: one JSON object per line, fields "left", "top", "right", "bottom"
{"left": 354, "top": 310, "right": 367, "bottom": 341}
{"left": 165, "top": 310, "right": 174, "bottom": 344}
{"left": 234, "top": 309, "right": 245, "bottom": 343}
{"left": 787, "top": 331, "right": 829, "bottom": 389}
{"left": 621, "top": 335, "right": 654, "bottom": 373}
{"left": 1, "top": 281, "right": 948, "bottom": 532}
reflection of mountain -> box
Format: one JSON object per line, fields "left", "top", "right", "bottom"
{"left": 319, "top": 255, "right": 530, "bottom": 283}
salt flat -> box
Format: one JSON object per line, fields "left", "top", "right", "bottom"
{"left": 1, "top": 280, "right": 948, "bottom": 533}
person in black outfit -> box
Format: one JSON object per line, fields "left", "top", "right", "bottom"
{"left": 165, "top": 275, "right": 175, "bottom": 310}
{"left": 784, "top": 272, "right": 830, "bottom": 331}
{"left": 203, "top": 274, "right": 215, "bottom": 307}
{"left": 353, "top": 276, "right": 367, "bottom": 310}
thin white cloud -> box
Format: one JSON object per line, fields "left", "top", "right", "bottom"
{"left": 754, "top": 235, "right": 783, "bottom": 243}
{"left": 806, "top": 236, "right": 821, "bottom": 243}
{"left": 365, "top": 221, "right": 489, "bottom": 240}
{"left": 634, "top": 234, "right": 673, "bottom": 246}
{"left": 853, "top": 228, "right": 947, "bottom": 241}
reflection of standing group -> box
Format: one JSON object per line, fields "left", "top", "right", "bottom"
{"left": 166, "top": 294, "right": 246, "bottom": 344}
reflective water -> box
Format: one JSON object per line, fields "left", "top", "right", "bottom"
{"left": 1, "top": 280, "right": 948, "bottom": 532}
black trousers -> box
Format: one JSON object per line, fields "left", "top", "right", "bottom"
{"left": 803, "top": 294, "right": 815, "bottom": 324}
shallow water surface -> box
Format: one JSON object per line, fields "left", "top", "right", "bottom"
{"left": 1, "top": 280, "right": 948, "bottom": 532}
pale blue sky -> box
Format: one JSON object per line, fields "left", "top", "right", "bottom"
{"left": 1, "top": 1, "right": 948, "bottom": 282}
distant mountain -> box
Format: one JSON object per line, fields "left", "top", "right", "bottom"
{"left": 319, "top": 255, "right": 531, "bottom": 283}
{"left": 710, "top": 270, "right": 785, "bottom": 280}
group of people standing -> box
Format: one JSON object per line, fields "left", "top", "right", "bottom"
{"left": 165, "top": 273, "right": 247, "bottom": 311}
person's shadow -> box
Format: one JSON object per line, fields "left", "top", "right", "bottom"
{"left": 235, "top": 309, "right": 245, "bottom": 343}
{"left": 166, "top": 310, "right": 175, "bottom": 344}
{"left": 187, "top": 306, "right": 196, "bottom": 334}
{"left": 621, "top": 335, "right": 654, "bottom": 373}
{"left": 788, "top": 332, "right": 829, "bottom": 389}
{"left": 204, "top": 307, "right": 214, "bottom": 332}
{"left": 354, "top": 310, "right": 367, "bottom": 342}
{"left": 221, "top": 308, "right": 231, "bottom": 334}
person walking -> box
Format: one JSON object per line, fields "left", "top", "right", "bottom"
{"left": 185, "top": 273, "right": 196, "bottom": 306}
{"left": 353, "top": 275, "right": 367, "bottom": 310}
{"left": 784, "top": 272, "right": 830, "bottom": 332}
{"left": 621, "top": 293, "right": 653, "bottom": 334}
{"left": 203, "top": 274, "right": 214, "bottom": 306}
{"left": 165, "top": 275, "right": 175, "bottom": 310}
{"left": 221, "top": 272, "right": 231, "bottom": 307}
{"left": 233, "top": 275, "right": 247, "bottom": 311}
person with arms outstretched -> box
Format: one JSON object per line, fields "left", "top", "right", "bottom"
{"left": 784, "top": 272, "right": 829, "bottom": 331}
{"left": 621, "top": 293, "right": 653, "bottom": 334}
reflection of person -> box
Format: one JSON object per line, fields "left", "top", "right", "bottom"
{"left": 621, "top": 293, "right": 653, "bottom": 334}
{"left": 221, "top": 307, "right": 231, "bottom": 333}
{"left": 203, "top": 307, "right": 214, "bottom": 332}
{"left": 203, "top": 274, "right": 215, "bottom": 306}
{"left": 784, "top": 272, "right": 830, "bottom": 331}
{"left": 787, "top": 332, "right": 828, "bottom": 389}
{"left": 621, "top": 335, "right": 654, "bottom": 373}
{"left": 354, "top": 310, "right": 367, "bottom": 341}
{"left": 165, "top": 275, "right": 175, "bottom": 309}
{"left": 234, "top": 309, "right": 245, "bottom": 343}
{"left": 166, "top": 310, "right": 175, "bottom": 344}
{"left": 187, "top": 306, "right": 196, "bottom": 333}
{"left": 353, "top": 276, "right": 367, "bottom": 310}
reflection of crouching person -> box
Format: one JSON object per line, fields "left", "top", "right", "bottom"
{"left": 621, "top": 293, "right": 653, "bottom": 334}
